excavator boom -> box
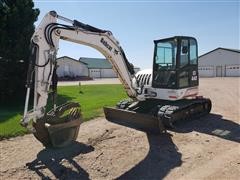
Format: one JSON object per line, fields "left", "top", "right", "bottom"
{"left": 21, "top": 11, "right": 142, "bottom": 147}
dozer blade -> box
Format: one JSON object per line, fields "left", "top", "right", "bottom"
{"left": 103, "top": 107, "right": 165, "bottom": 133}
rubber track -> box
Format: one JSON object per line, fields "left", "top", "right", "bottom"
{"left": 158, "top": 98, "right": 212, "bottom": 128}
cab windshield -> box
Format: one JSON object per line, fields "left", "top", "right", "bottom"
{"left": 154, "top": 39, "right": 177, "bottom": 70}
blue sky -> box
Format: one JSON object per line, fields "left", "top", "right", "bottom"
{"left": 34, "top": 0, "right": 239, "bottom": 69}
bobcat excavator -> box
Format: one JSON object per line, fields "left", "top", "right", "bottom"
{"left": 21, "top": 11, "right": 211, "bottom": 147}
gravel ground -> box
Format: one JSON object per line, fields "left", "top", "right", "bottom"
{"left": 0, "top": 78, "right": 239, "bottom": 179}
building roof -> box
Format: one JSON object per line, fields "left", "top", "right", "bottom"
{"left": 57, "top": 56, "right": 88, "bottom": 65}
{"left": 199, "top": 47, "right": 240, "bottom": 58}
{"left": 79, "top": 57, "right": 113, "bottom": 69}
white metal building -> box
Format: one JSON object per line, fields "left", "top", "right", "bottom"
{"left": 198, "top": 48, "right": 240, "bottom": 77}
{"left": 57, "top": 56, "right": 89, "bottom": 77}
{"left": 79, "top": 57, "right": 117, "bottom": 78}
{"left": 79, "top": 57, "right": 140, "bottom": 78}
{"left": 57, "top": 56, "right": 140, "bottom": 79}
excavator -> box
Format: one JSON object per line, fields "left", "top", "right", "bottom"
{"left": 21, "top": 11, "right": 212, "bottom": 147}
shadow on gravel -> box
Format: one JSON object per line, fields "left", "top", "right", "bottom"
{"left": 26, "top": 141, "right": 94, "bottom": 180}
{"left": 118, "top": 133, "right": 182, "bottom": 180}
{"left": 118, "top": 113, "right": 239, "bottom": 179}
{"left": 174, "top": 113, "right": 240, "bottom": 143}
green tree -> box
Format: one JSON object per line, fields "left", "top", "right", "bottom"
{"left": 0, "top": 0, "right": 39, "bottom": 104}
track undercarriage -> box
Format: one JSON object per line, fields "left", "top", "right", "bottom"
{"left": 104, "top": 97, "right": 212, "bottom": 133}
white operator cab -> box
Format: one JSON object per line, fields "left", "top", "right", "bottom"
{"left": 133, "top": 36, "right": 199, "bottom": 101}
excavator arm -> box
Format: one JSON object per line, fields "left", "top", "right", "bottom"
{"left": 21, "top": 11, "right": 139, "bottom": 128}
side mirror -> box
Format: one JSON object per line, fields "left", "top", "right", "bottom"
{"left": 182, "top": 46, "right": 188, "bottom": 54}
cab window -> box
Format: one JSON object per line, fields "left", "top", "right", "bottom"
{"left": 180, "top": 39, "right": 189, "bottom": 67}
{"left": 155, "top": 40, "right": 177, "bottom": 69}
{"left": 190, "top": 39, "right": 197, "bottom": 65}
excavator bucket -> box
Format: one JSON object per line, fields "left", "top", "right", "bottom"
{"left": 33, "top": 102, "right": 82, "bottom": 148}
{"left": 46, "top": 119, "right": 81, "bottom": 147}
{"left": 103, "top": 107, "right": 165, "bottom": 133}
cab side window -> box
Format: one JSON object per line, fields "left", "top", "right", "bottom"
{"left": 190, "top": 39, "right": 197, "bottom": 65}
{"left": 180, "top": 39, "right": 189, "bottom": 67}
{"left": 179, "top": 39, "right": 189, "bottom": 88}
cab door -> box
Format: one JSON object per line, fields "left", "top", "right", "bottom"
{"left": 177, "top": 38, "right": 199, "bottom": 89}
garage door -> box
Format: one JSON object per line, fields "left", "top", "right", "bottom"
{"left": 64, "top": 65, "right": 70, "bottom": 76}
{"left": 226, "top": 65, "right": 240, "bottom": 77}
{"left": 216, "top": 66, "right": 222, "bottom": 77}
{"left": 198, "top": 66, "right": 214, "bottom": 77}
{"left": 89, "top": 69, "right": 100, "bottom": 78}
{"left": 101, "top": 69, "right": 117, "bottom": 78}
